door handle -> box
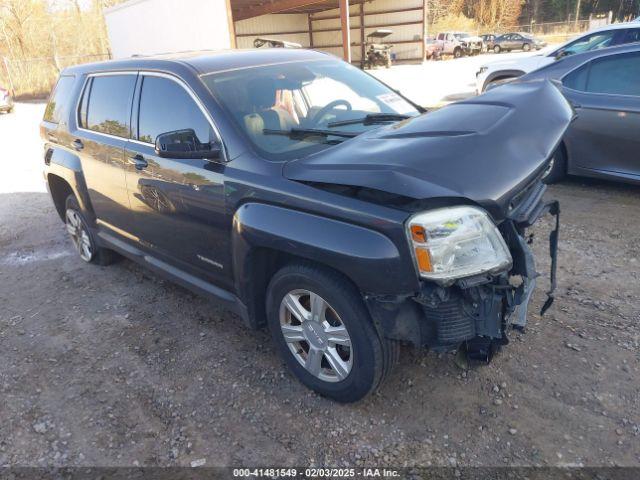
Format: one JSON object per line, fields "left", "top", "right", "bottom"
{"left": 128, "top": 154, "right": 148, "bottom": 170}
{"left": 72, "top": 139, "right": 84, "bottom": 151}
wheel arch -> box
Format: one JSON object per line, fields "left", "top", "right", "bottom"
{"left": 231, "top": 202, "right": 419, "bottom": 328}
{"left": 45, "top": 148, "right": 97, "bottom": 225}
{"left": 483, "top": 69, "right": 525, "bottom": 92}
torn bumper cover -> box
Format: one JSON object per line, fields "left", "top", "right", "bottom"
{"left": 365, "top": 186, "right": 560, "bottom": 355}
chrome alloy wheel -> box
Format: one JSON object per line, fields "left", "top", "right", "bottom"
{"left": 279, "top": 289, "right": 353, "bottom": 382}
{"left": 65, "top": 209, "right": 93, "bottom": 262}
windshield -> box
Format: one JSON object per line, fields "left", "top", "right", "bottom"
{"left": 454, "top": 33, "right": 470, "bottom": 39}
{"left": 202, "top": 60, "right": 419, "bottom": 161}
{"left": 553, "top": 30, "right": 616, "bottom": 57}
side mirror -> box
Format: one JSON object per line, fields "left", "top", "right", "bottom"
{"left": 154, "top": 129, "right": 221, "bottom": 160}
{"left": 554, "top": 48, "right": 566, "bottom": 60}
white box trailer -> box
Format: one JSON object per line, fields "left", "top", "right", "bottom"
{"left": 104, "top": 0, "right": 235, "bottom": 59}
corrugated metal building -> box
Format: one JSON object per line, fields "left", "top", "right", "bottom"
{"left": 232, "top": 0, "right": 429, "bottom": 65}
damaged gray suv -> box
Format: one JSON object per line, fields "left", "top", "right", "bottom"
{"left": 41, "top": 49, "right": 571, "bottom": 402}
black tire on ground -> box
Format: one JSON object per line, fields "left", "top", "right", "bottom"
{"left": 266, "top": 262, "right": 392, "bottom": 403}
{"left": 493, "top": 45, "right": 501, "bottom": 54}
{"left": 453, "top": 48, "right": 462, "bottom": 58}
{"left": 523, "top": 43, "right": 531, "bottom": 52}
{"left": 65, "top": 195, "right": 118, "bottom": 266}
{"left": 542, "top": 146, "right": 567, "bottom": 184}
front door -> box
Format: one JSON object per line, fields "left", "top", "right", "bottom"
{"left": 123, "top": 73, "right": 231, "bottom": 288}
{"left": 563, "top": 51, "right": 640, "bottom": 179}
{"left": 73, "top": 73, "right": 138, "bottom": 233}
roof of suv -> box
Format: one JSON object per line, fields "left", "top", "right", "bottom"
{"left": 63, "top": 48, "right": 332, "bottom": 77}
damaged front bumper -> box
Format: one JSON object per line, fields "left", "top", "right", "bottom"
{"left": 365, "top": 185, "right": 560, "bottom": 357}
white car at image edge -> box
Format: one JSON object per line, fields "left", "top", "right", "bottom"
{"left": 476, "top": 21, "right": 640, "bottom": 93}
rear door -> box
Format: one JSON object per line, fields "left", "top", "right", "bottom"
{"left": 73, "top": 73, "right": 137, "bottom": 233}
{"left": 123, "top": 73, "right": 230, "bottom": 287}
{"left": 563, "top": 51, "right": 640, "bottom": 179}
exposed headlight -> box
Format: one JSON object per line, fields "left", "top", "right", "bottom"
{"left": 406, "top": 206, "right": 512, "bottom": 283}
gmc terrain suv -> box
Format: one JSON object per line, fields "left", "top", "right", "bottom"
{"left": 41, "top": 49, "right": 571, "bottom": 402}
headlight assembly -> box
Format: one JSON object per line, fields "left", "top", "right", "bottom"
{"left": 407, "top": 206, "right": 512, "bottom": 284}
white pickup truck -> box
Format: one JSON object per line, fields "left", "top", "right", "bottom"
{"left": 436, "top": 32, "right": 484, "bottom": 58}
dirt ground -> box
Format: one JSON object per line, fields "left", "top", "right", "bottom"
{"left": 0, "top": 103, "right": 638, "bottom": 469}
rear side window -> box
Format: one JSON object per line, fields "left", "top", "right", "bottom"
{"left": 44, "top": 76, "right": 75, "bottom": 124}
{"left": 137, "top": 75, "right": 214, "bottom": 145}
{"left": 81, "top": 74, "right": 136, "bottom": 138}
{"left": 619, "top": 28, "right": 640, "bottom": 44}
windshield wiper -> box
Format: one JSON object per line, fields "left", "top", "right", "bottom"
{"left": 263, "top": 127, "right": 359, "bottom": 140}
{"left": 327, "top": 113, "right": 411, "bottom": 128}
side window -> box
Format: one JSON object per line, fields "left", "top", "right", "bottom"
{"left": 437, "top": 33, "right": 443, "bottom": 41}
{"left": 44, "top": 75, "right": 75, "bottom": 124}
{"left": 563, "top": 64, "right": 590, "bottom": 91}
{"left": 137, "top": 76, "right": 214, "bottom": 145}
{"left": 619, "top": 28, "right": 640, "bottom": 45}
{"left": 561, "top": 30, "right": 616, "bottom": 55}
{"left": 585, "top": 52, "right": 640, "bottom": 96}
{"left": 84, "top": 75, "right": 136, "bottom": 138}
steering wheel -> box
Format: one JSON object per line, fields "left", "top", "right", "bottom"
{"left": 309, "top": 99, "right": 352, "bottom": 127}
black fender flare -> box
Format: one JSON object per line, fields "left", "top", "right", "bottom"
{"left": 45, "top": 147, "right": 96, "bottom": 223}
{"left": 483, "top": 69, "right": 525, "bottom": 92}
{"left": 231, "top": 202, "right": 419, "bottom": 306}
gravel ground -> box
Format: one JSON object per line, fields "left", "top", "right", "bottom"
{"left": 0, "top": 102, "right": 638, "bottom": 469}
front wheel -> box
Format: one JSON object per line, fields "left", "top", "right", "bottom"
{"left": 266, "top": 263, "right": 390, "bottom": 402}
{"left": 453, "top": 48, "right": 462, "bottom": 58}
{"left": 493, "top": 45, "right": 501, "bottom": 54}
{"left": 523, "top": 43, "right": 531, "bottom": 52}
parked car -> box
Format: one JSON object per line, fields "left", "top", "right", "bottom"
{"left": 0, "top": 85, "right": 14, "bottom": 113}
{"left": 41, "top": 49, "right": 571, "bottom": 402}
{"left": 491, "top": 32, "right": 546, "bottom": 53}
{"left": 425, "top": 37, "right": 443, "bottom": 60}
{"left": 481, "top": 34, "right": 497, "bottom": 51}
{"left": 476, "top": 21, "right": 640, "bottom": 92}
{"left": 436, "top": 32, "right": 483, "bottom": 57}
{"left": 489, "top": 44, "right": 640, "bottom": 184}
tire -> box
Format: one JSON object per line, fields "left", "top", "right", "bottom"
{"left": 523, "top": 43, "right": 531, "bottom": 52}
{"left": 493, "top": 45, "right": 501, "bottom": 54}
{"left": 266, "top": 262, "right": 390, "bottom": 403}
{"left": 453, "top": 48, "right": 462, "bottom": 59}
{"left": 65, "top": 195, "right": 117, "bottom": 265}
{"left": 541, "top": 146, "right": 567, "bottom": 184}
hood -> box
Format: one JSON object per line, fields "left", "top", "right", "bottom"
{"left": 465, "top": 35, "right": 483, "bottom": 42}
{"left": 284, "top": 80, "right": 573, "bottom": 221}
{"left": 485, "top": 54, "right": 553, "bottom": 73}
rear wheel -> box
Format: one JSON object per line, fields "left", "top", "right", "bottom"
{"left": 542, "top": 146, "right": 567, "bottom": 184}
{"left": 266, "top": 263, "right": 390, "bottom": 402}
{"left": 65, "top": 195, "right": 117, "bottom": 265}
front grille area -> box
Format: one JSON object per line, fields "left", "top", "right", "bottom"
{"left": 422, "top": 299, "right": 476, "bottom": 344}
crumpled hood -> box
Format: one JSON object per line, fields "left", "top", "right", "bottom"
{"left": 284, "top": 80, "right": 573, "bottom": 220}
